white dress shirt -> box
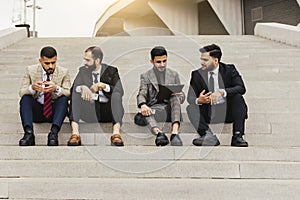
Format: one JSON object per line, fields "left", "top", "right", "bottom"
{"left": 196, "top": 65, "right": 227, "bottom": 105}
{"left": 75, "top": 68, "right": 110, "bottom": 103}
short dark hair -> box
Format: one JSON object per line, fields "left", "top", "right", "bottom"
{"left": 91, "top": 47, "right": 103, "bottom": 62}
{"left": 40, "top": 46, "right": 57, "bottom": 58}
{"left": 150, "top": 46, "right": 167, "bottom": 60}
{"left": 85, "top": 46, "right": 96, "bottom": 53}
{"left": 199, "top": 44, "right": 222, "bottom": 62}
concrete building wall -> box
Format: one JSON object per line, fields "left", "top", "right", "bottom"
{"left": 244, "top": 0, "right": 300, "bottom": 34}
{"left": 148, "top": 0, "right": 198, "bottom": 35}
{"left": 124, "top": 14, "right": 172, "bottom": 35}
{"left": 198, "top": 1, "right": 228, "bottom": 35}
{"left": 93, "top": 0, "right": 135, "bottom": 36}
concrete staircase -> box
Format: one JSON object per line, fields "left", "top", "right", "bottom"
{"left": 0, "top": 36, "right": 299, "bottom": 199}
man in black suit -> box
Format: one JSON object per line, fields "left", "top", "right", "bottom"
{"left": 68, "top": 46, "right": 124, "bottom": 146}
{"left": 186, "top": 44, "right": 248, "bottom": 147}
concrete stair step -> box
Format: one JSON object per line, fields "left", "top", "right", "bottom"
{"left": 0, "top": 146, "right": 299, "bottom": 162}
{"left": 1, "top": 178, "right": 299, "bottom": 200}
{"left": 0, "top": 159, "right": 299, "bottom": 179}
{"left": 0, "top": 119, "right": 271, "bottom": 134}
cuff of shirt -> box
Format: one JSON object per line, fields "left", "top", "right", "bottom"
{"left": 29, "top": 85, "right": 36, "bottom": 95}
{"left": 75, "top": 86, "right": 82, "bottom": 93}
{"left": 195, "top": 98, "right": 202, "bottom": 105}
{"left": 138, "top": 102, "right": 146, "bottom": 108}
{"left": 220, "top": 89, "right": 227, "bottom": 97}
{"left": 55, "top": 86, "right": 62, "bottom": 96}
{"left": 103, "top": 84, "right": 110, "bottom": 92}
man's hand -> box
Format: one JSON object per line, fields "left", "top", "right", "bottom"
{"left": 140, "top": 104, "right": 152, "bottom": 116}
{"left": 171, "top": 92, "right": 183, "bottom": 99}
{"left": 43, "top": 81, "right": 56, "bottom": 93}
{"left": 90, "top": 83, "right": 99, "bottom": 93}
{"left": 90, "top": 82, "right": 106, "bottom": 93}
{"left": 81, "top": 85, "right": 93, "bottom": 101}
{"left": 32, "top": 81, "right": 44, "bottom": 92}
{"left": 197, "top": 90, "right": 212, "bottom": 104}
{"left": 210, "top": 90, "right": 223, "bottom": 105}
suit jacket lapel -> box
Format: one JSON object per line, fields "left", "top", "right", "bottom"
{"left": 100, "top": 63, "right": 108, "bottom": 78}
{"left": 51, "top": 66, "right": 59, "bottom": 83}
{"left": 37, "top": 65, "right": 43, "bottom": 81}
{"left": 199, "top": 69, "right": 209, "bottom": 91}
{"left": 218, "top": 64, "right": 225, "bottom": 89}
{"left": 165, "top": 68, "right": 173, "bottom": 85}
{"left": 148, "top": 68, "right": 159, "bottom": 91}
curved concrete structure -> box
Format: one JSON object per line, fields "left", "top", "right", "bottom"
{"left": 93, "top": 0, "right": 243, "bottom": 36}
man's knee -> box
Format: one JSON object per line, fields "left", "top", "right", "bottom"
{"left": 186, "top": 104, "right": 199, "bottom": 116}
{"left": 20, "top": 94, "right": 34, "bottom": 104}
{"left": 228, "top": 94, "right": 248, "bottom": 118}
{"left": 230, "top": 94, "right": 246, "bottom": 104}
{"left": 56, "top": 95, "right": 68, "bottom": 103}
{"left": 111, "top": 92, "right": 123, "bottom": 102}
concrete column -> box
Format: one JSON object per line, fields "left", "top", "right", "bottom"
{"left": 208, "top": 0, "right": 243, "bottom": 35}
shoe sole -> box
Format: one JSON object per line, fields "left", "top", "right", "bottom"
{"left": 19, "top": 142, "right": 35, "bottom": 146}
{"left": 47, "top": 142, "right": 59, "bottom": 146}
{"left": 111, "top": 142, "right": 124, "bottom": 146}
{"left": 231, "top": 143, "right": 248, "bottom": 147}
{"left": 155, "top": 141, "right": 169, "bottom": 146}
{"left": 170, "top": 142, "right": 183, "bottom": 146}
{"left": 67, "top": 142, "right": 81, "bottom": 146}
{"left": 193, "top": 140, "right": 220, "bottom": 146}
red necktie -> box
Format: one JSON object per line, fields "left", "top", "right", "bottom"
{"left": 43, "top": 73, "right": 52, "bottom": 118}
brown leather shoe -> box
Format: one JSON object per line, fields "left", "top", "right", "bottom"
{"left": 110, "top": 134, "right": 124, "bottom": 146}
{"left": 67, "top": 134, "right": 81, "bottom": 146}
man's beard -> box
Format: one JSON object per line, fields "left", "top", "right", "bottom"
{"left": 154, "top": 64, "right": 166, "bottom": 72}
{"left": 202, "top": 63, "right": 215, "bottom": 71}
{"left": 157, "top": 66, "right": 166, "bottom": 72}
{"left": 86, "top": 62, "right": 97, "bottom": 71}
{"left": 43, "top": 67, "right": 54, "bottom": 74}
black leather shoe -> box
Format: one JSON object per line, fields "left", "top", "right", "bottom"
{"left": 47, "top": 132, "right": 58, "bottom": 146}
{"left": 170, "top": 134, "right": 183, "bottom": 146}
{"left": 155, "top": 132, "right": 169, "bottom": 146}
{"left": 231, "top": 133, "right": 248, "bottom": 147}
{"left": 19, "top": 127, "right": 35, "bottom": 146}
{"left": 193, "top": 130, "right": 220, "bottom": 146}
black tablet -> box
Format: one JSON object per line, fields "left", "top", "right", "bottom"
{"left": 160, "top": 84, "right": 184, "bottom": 93}
{"left": 157, "top": 84, "right": 184, "bottom": 100}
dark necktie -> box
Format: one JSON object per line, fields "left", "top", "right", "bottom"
{"left": 208, "top": 72, "right": 215, "bottom": 92}
{"left": 43, "top": 73, "right": 52, "bottom": 118}
{"left": 92, "top": 73, "right": 100, "bottom": 100}
{"left": 93, "top": 73, "right": 99, "bottom": 83}
{"left": 208, "top": 72, "right": 216, "bottom": 119}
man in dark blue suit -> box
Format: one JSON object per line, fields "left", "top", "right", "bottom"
{"left": 187, "top": 44, "right": 248, "bottom": 147}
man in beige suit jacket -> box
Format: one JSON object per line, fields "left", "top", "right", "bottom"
{"left": 135, "top": 46, "right": 185, "bottom": 146}
{"left": 19, "top": 46, "right": 71, "bottom": 146}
